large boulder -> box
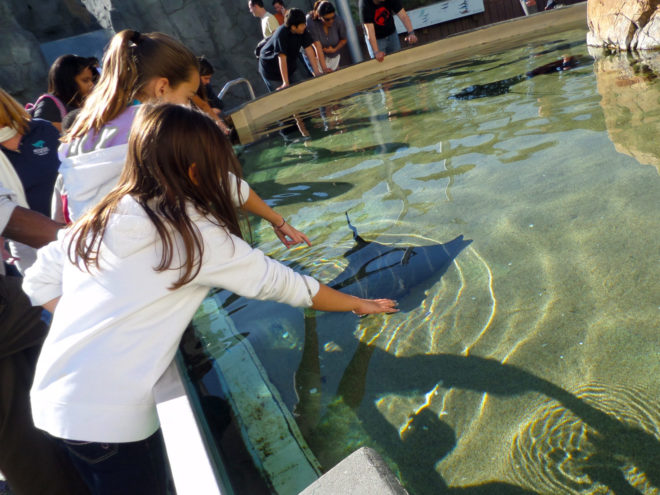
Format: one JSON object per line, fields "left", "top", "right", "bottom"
{"left": 587, "top": 0, "right": 660, "bottom": 50}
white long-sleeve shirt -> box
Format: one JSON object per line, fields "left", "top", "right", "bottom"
{"left": 23, "top": 194, "right": 319, "bottom": 443}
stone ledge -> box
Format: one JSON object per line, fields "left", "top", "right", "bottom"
{"left": 299, "top": 447, "right": 409, "bottom": 495}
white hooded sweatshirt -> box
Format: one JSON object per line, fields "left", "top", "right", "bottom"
{"left": 58, "top": 105, "right": 139, "bottom": 222}
{"left": 24, "top": 194, "right": 320, "bottom": 443}
{"left": 58, "top": 105, "right": 257, "bottom": 222}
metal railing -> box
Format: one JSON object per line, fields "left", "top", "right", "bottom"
{"left": 217, "top": 78, "right": 256, "bottom": 102}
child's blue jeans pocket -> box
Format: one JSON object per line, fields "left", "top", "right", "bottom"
{"left": 61, "top": 439, "right": 119, "bottom": 464}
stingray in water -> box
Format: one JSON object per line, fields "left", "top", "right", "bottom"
{"left": 450, "top": 55, "right": 582, "bottom": 100}
{"left": 327, "top": 213, "right": 472, "bottom": 312}
{"left": 211, "top": 215, "right": 472, "bottom": 395}
{"left": 219, "top": 213, "right": 472, "bottom": 315}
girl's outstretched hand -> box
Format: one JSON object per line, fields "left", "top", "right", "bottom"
{"left": 273, "top": 221, "right": 312, "bottom": 248}
{"left": 353, "top": 298, "right": 399, "bottom": 316}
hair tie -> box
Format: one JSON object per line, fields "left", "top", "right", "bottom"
{"left": 130, "top": 31, "right": 142, "bottom": 44}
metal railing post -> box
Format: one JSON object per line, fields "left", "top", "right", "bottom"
{"left": 336, "top": 0, "right": 364, "bottom": 64}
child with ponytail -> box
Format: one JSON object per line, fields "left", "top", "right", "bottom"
{"left": 59, "top": 29, "right": 308, "bottom": 247}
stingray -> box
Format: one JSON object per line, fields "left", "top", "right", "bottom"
{"left": 327, "top": 213, "right": 472, "bottom": 311}
{"left": 218, "top": 214, "right": 472, "bottom": 315}
{"left": 450, "top": 55, "right": 582, "bottom": 100}
{"left": 205, "top": 216, "right": 472, "bottom": 407}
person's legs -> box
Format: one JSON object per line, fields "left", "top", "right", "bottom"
{"left": 58, "top": 429, "right": 171, "bottom": 495}
{"left": 297, "top": 52, "right": 314, "bottom": 79}
{"left": 259, "top": 65, "right": 281, "bottom": 93}
{"left": 0, "top": 275, "right": 89, "bottom": 494}
{"left": 379, "top": 31, "right": 401, "bottom": 54}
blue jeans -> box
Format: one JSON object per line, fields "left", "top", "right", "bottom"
{"left": 259, "top": 63, "right": 306, "bottom": 92}
{"left": 57, "top": 429, "right": 172, "bottom": 495}
{"left": 365, "top": 31, "right": 402, "bottom": 57}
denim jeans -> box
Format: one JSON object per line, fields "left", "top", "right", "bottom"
{"left": 58, "top": 429, "right": 172, "bottom": 495}
{"left": 365, "top": 30, "right": 402, "bottom": 58}
{"left": 259, "top": 63, "right": 306, "bottom": 92}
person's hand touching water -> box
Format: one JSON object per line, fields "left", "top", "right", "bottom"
{"left": 272, "top": 218, "right": 312, "bottom": 248}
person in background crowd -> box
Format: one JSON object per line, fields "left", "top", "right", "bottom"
{"left": 259, "top": 8, "right": 329, "bottom": 92}
{"left": 198, "top": 56, "right": 224, "bottom": 114}
{"left": 86, "top": 56, "right": 101, "bottom": 84}
{"left": 191, "top": 56, "right": 232, "bottom": 135}
{"left": 248, "top": 0, "right": 280, "bottom": 38}
{"left": 273, "top": 0, "right": 287, "bottom": 24}
{"left": 359, "top": 0, "right": 417, "bottom": 62}
{"left": 22, "top": 103, "right": 396, "bottom": 494}
{"left": 305, "top": 1, "right": 347, "bottom": 72}
{"left": 0, "top": 184, "right": 86, "bottom": 494}
{"left": 0, "top": 88, "right": 60, "bottom": 273}
{"left": 31, "top": 55, "right": 95, "bottom": 132}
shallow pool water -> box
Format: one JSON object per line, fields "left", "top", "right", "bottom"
{"left": 185, "top": 28, "right": 660, "bottom": 494}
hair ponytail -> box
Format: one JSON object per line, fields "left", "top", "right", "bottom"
{"left": 64, "top": 30, "right": 198, "bottom": 142}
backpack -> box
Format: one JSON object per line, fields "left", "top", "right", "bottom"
{"left": 255, "top": 35, "right": 272, "bottom": 59}
{"left": 25, "top": 94, "right": 68, "bottom": 121}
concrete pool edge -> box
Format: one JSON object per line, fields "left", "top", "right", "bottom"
{"left": 230, "top": 2, "right": 588, "bottom": 145}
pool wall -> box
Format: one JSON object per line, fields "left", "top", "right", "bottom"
{"left": 230, "top": 2, "right": 587, "bottom": 145}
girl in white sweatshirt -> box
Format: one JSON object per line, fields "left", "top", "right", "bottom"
{"left": 23, "top": 103, "right": 397, "bottom": 494}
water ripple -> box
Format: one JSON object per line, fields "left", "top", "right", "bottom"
{"left": 508, "top": 383, "right": 660, "bottom": 494}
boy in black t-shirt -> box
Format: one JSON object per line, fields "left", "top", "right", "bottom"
{"left": 258, "top": 8, "right": 329, "bottom": 91}
{"left": 359, "top": 0, "right": 417, "bottom": 62}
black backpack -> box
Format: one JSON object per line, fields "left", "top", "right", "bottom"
{"left": 25, "top": 94, "right": 67, "bottom": 120}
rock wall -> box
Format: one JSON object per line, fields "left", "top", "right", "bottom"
{"left": 81, "top": 0, "right": 266, "bottom": 106}
{"left": 587, "top": 0, "right": 660, "bottom": 50}
{"left": 0, "top": 0, "right": 103, "bottom": 101}
{"left": 0, "top": 3, "right": 49, "bottom": 103}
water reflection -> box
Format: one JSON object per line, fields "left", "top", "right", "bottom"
{"left": 250, "top": 180, "right": 353, "bottom": 207}
{"left": 590, "top": 48, "right": 660, "bottom": 174}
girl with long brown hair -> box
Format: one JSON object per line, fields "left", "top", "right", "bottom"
{"left": 23, "top": 103, "right": 396, "bottom": 494}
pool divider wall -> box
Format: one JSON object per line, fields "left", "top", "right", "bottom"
{"left": 230, "top": 2, "right": 587, "bottom": 145}
{"left": 187, "top": 296, "right": 322, "bottom": 493}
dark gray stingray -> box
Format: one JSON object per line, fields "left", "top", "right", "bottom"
{"left": 328, "top": 214, "right": 472, "bottom": 311}
{"left": 450, "top": 55, "right": 583, "bottom": 100}
{"left": 210, "top": 216, "right": 471, "bottom": 405}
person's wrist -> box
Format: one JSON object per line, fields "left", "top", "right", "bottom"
{"left": 271, "top": 217, "right": 286, "bottom": 229}
{"left": 407, "top": 30, "right": 415, "bottom": 35}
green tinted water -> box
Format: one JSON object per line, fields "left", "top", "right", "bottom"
{"left": 201, "top": 29, "right": 660, "bottom": 494}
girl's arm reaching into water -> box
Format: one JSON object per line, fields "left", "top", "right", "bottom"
{"left": 240, "top": 186, "right": 312, "bottom": 248}
{"left": 198, "top": 225, "right": 396, "bottom": 315}
{"left": 311, "top": 284, "right": 398, "bottom": 315}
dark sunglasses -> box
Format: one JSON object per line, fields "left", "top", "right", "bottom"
{"left": 322, "top": 14, "right": 336, "bottom": 21}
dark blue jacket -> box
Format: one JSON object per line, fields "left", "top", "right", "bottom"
{"left": 1, "top": 119, "right": 60, "bottom": 217}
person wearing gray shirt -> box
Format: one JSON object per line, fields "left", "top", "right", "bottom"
{"left": 305, "top": 1, "right": 347, "bottom": 72}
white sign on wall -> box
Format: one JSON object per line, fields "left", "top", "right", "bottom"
{"left": 394, "top": 0, "right": 486, "bottom": 33}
